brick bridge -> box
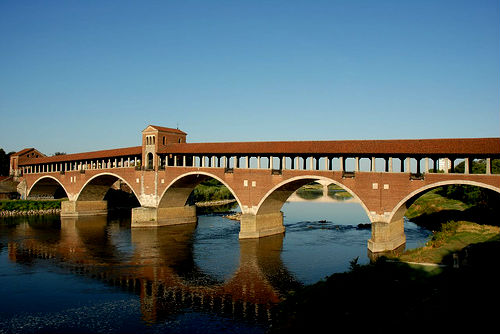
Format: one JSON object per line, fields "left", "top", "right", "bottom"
{"left": 11, "top": 125, "right": 500, "bottom": 253}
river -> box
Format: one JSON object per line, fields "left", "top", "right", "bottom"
{"left": 0, "top": 195, "right": 431, "bottom": 333}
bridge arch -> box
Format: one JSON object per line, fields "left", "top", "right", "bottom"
{"left": 76, "top": 172, "right": 141, "bottom": 204}
{"left": 388, "top": 180, "right": 500, "bottom": 226}
{"left": 28, "top": 175, "right": 70, "bottom": 199}
{"left": 255, "top": 175, "right": 370, "bottom": 218}
{"left": 158, "top": 171, "right": 242, "bottom": 209}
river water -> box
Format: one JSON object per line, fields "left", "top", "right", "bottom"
{"left": 0, "top": 196, "right": 431, "bottom": 334}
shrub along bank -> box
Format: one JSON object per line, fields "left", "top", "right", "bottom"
{"left": 0, "top": 199, "right": 63, "bottom": 216}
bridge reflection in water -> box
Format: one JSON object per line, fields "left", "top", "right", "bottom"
{"left": 6, "top": 216, "right": 301, "bottom": 325}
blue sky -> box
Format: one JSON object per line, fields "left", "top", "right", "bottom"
{"left": 1, "top": 0, "right": 498, "bottom": 155}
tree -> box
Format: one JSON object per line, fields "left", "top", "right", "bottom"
{"left": 0, "top": 148, "right": 15, "bottom": 176}
{"left": 454, "top": 159, "right": 500, "bottom": 174}
{"left": 53, "top": 152, "right": 66, "bottom": 156}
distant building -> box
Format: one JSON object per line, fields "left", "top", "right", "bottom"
{"left": 438, "top": 158, "right": 451, "bottom": 172}
{"left": 9, "top": 148, "right": 46, "bottom": 178}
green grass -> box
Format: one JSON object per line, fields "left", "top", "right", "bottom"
{"left": 405, "top": 189, "right": 469, "bottom": 219}
{"left": 329, "top": 190, "right": 352, "bottom": 199}
{"left": 397, "top": 221, "right": 500, "bottom": 264}
{"left": 189, "top": 181, "right": 234, "bottom": 203}
{"left": 401, "top": 187, "right": 500, "bottom": 264}
{"left": 0, "top": 199, "right": 63, "bottom": 211}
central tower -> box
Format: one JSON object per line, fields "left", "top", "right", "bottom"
{"left": 141, "top": 125, "right": 187, "bottom": 169}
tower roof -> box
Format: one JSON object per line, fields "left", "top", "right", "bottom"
{"left": 144, "top": 125, "right": 187, "bottom": 135}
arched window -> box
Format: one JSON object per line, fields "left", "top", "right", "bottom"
{"left": 147, "top": 153, "right": 154, "bottom": 169}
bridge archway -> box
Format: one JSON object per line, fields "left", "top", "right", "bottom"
{"left": 76, "top": 172, "right": 141, "bottom": 205}
{"left": 158, "top": 171, "right": 242, "bottom": 210}
{"left": 28, "top": 176, "right": 69, "bottom": 199}
{"left": 388, "top": 180, "right": 500, "bottom": 226}
{"left": 255, "top": 175, "right": 370, "bottom": 218}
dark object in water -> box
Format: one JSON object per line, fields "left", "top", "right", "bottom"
{"left": 319, "top": 220, "right": 327, "bottom": 223}
{"left": 357, "top": 223, "right": 371, "bottom": 230}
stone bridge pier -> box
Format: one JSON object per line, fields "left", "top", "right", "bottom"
{"left": 131, "top": 205, "right": 197, "bottom": 227}
{"left": 61, "top": 200, "right": 108, "bottom": 217}
{"left": 367, "top": 212, "right": 406, "bottom": 253}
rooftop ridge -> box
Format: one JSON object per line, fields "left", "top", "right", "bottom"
{"left": 20, "top": 146, "right": 142, "bottom": 165}
{"left": 148, "top": 125, "right": 187, "bottom": 135}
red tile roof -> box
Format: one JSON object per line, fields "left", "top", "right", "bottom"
{"left": 16, "top": 137, "right": 500, "bottom": 167}
{"left": 12, "top": 148, "right": 35, "bottom": 157}
{"left": 149, "top": 125, "right": 187, "bottom": 135}
{"left": 158, "top": 138, "right": 500, "bottom": 156}
{"left": 19, "top": 146, "right": 142, "bottom": 165}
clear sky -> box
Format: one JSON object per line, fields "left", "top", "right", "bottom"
{"left": 1, "top": 0, "right": 498, "bottom": 155}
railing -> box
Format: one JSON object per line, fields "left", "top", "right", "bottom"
{"left": 17, "top": 155, "right": 500, "bottom": 176}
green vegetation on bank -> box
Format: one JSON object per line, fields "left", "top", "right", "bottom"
{"left": 295, "top": 182, "right": 353, "bottom": 201}
{"left": 406, "top": 186, "right": 500, "bottom": 226}
{"left": 396, "top": 221, "right": 500, "bottom": 264}
{"left": 188, "top": 179, "right": 234, "bottom": 204}
{"left": 405, "top": 188, "right": 469, "bottom": 219}
{"left": 0, "top": 199, "right": 63, "bottom": 211}
{"left": 454, "top": 158, "right": 500, "bottom": 174}
{"left": 269, "top": 185, "right": 500, "bottom": 332}
{"left": 269, "top": 241, "right": 500, "bottom": 332}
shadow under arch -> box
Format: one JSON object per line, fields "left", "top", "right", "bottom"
{"left": 388, "top": 180, "right": 500, "bottom": 226}
{"left": 27, "top": 175, "right": 69, "bottom": 199}
{"left": 255, "top": 175, "right": 371, "bottom": 218}
{"left": 76, "top": 172, "right": 141, "bottom": 204}
{"left": 158, "top": 171, "right": 243, "bottom": 209}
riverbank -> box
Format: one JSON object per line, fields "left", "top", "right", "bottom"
{"left": 268, "top": 186, "right": 500, "bottom": 332}
{"left": 195, "top": 199, "right": 236, "bottom": 207}
{"left": 269, "top": 239, "right": 500, "bottom": 332}
{"left": 395, "top": 220, "right": 500, "bottom": 265}
{"left": 270, "top": 222, "right": 500, "bottom": 332}
{"left": 395, "top": 187, "right": 500, "bottom": 264}
{"left": 0, "top": 208, "right": 61, "bottom": 217}
{"left": 0, "top": 199, "right": 63, "bottom": 217}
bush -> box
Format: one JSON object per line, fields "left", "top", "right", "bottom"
{"left": 0, "top": 199, "right": 62, "bottom": 211}
{"left": 188, "top": 179, "right": 234, "bottom": 203}
{"left": 436, "top": 185, "right": 500, "bottom": 207}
